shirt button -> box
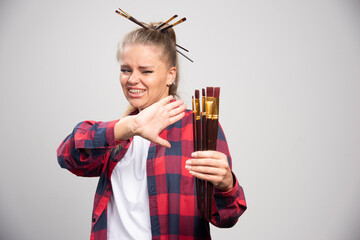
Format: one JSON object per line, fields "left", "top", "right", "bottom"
{"left": 104, "top": 143, "right": 109, "bottom": 147}
{"left": 106, "top": 188, "right": 111, "bottom": 192}
{"left": 150, "top": 186, "right": 155, "bottom": 194}
{"left": 92, "top": 218, "right": 96, "bottom": 222}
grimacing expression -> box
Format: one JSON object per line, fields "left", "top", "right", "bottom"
{"left": 120, "top": 44, "right": 176, "bottom": 111}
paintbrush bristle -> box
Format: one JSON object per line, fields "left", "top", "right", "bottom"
{"left": 154, "top": 14, "right": 178, "bottom": 30}
{"left": 115, "top": 10, "right": 123, "bottom": 15}
{"left": 206, "top": 87, "right": 214, "bottom": 97}
{"left": 214, "top": 87, "right": 220, "bottom": 98}
{"left": 161, "top": 17, "right": 186, "bottom": 31}
{"left": 195, "top": 89, "right": 200, "bottom": 99}
{"left": 202, "top": 88, "right": 206, "bottom": 97}
{"left": 192, "top": 96, "right": 194, "bottom": 110}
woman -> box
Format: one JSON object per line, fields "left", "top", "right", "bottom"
{"left": 57, "top": 22, "right": 246, "bottom": 240}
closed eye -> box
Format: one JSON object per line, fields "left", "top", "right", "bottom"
{"left": 121, "top": 69, "right": 132, "bottom": 73}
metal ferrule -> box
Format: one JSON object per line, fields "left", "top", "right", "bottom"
{"left": 195, "top": 98, "right": 201, "bottom": 120}
{"left": 205, "top": 97, "right": 214, "bottom": 119}
{"left": 212, "top": 97, "right": 219, "bottom": 120}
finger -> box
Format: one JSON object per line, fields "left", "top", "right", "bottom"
{"left": 191, "top": 150, "right": 225, "bottom": 160}
{"left": 186, "top": 164, "right": 224, "bottom": 176}
{"left": 159, "top": 95, "right": 174, "bottom": 106}
{"left": 188, "top": 170, "right": 221, "bottom": 184}
{"left": 164, "top": 98, "right": 184, "bottom": 111}
{"left": 186, "top": 157, "right": 228, "bottom": 169}
{"left": 169, "top": 103, "right": 186, "bottom": 117}
{"left": 186, "top": 158, "right": 210, "bottom": 167}
{"left": 190, "top": 170, "right": 232, "bottom": 191}
{"left": 168, "top": 111, "right": 185, "bottom": 125}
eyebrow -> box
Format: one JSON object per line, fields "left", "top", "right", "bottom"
{"left": 139, "top": 66, "right": 155, "bottom": 70}
{"left": 120, "top": 65, "right": 155, "bottom": 69}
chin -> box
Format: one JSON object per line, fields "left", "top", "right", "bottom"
{"left": 127, "top": 99, "right": 147, "bottom": 111}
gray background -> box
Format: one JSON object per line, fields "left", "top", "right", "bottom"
{"left": 1, "top": 0, "right": 359, "bottom": 239}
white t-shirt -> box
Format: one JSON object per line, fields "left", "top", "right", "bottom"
{"left": 107, "top": 135, "right": 151, "bottom": 240}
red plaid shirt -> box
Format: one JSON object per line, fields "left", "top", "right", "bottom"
{"left": 57, "top": 110, "right": 246, "bottom": 240}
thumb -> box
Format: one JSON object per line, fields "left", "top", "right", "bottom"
{"left": 153, "top": 136, "right": 171, "bottom": 148}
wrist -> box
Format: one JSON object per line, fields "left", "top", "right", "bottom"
{"left": 114, "top": 116, "right": 138, "bottom": 140}
{"left": 218, "top": 172, "right": 235, "bottom": 192}
{"left": 127, "top": 115, "right": 138, "bottom": 136}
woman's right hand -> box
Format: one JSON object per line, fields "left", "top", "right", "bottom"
{"left": 114, "top": 95, "right": 186, "bottom": 148}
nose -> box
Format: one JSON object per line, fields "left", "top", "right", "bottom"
{"left": 128, "top": 71, "right": 140, "bottom": 84}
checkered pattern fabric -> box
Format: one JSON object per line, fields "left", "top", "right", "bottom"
{"left": 57, "top": 110, "right": 246, "bottom": 240}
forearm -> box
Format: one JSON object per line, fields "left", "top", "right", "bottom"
{"left": 57, "top": 120, "right": 122, "bottom": 176}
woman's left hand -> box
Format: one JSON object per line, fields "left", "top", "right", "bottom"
{"left": 185, "top": 151, "right": 234, "bottom": 192}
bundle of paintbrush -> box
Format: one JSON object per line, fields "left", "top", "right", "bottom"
{"left": 192, "top": 87, "right": 220, "bottom": 220}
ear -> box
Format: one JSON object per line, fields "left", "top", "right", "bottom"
{"left": 166, "top": 67, "right": 177, "bottom": 86}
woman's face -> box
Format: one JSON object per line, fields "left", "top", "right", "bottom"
{"left": 119, "top": 44, "right": 176, "bottom": 111}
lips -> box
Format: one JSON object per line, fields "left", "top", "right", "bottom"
{"left": 128, "top": 88, "right": 146, "bottom": 97}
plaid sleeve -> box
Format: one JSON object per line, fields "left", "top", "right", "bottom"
{"left": 56, "top": 119, "right": 122, "bottom": 177}
{"left": 211, "top": 175, "right": 247, "bottom": 227}
{"left": 209, "top": 123, "right": 247, "bottom": 227}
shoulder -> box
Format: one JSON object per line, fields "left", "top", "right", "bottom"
{"left": 180, "top": 109, "right": 193, "bottom": 126}
{"left": 184, "top": 109, "right": 193, "bottom": 117}
{"left": 167, "top": 109, "right": 193, "bottom": 132}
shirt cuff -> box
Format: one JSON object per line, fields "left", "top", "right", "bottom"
{"left": 98, "top": 119, "right": 128, "bottom": 148}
